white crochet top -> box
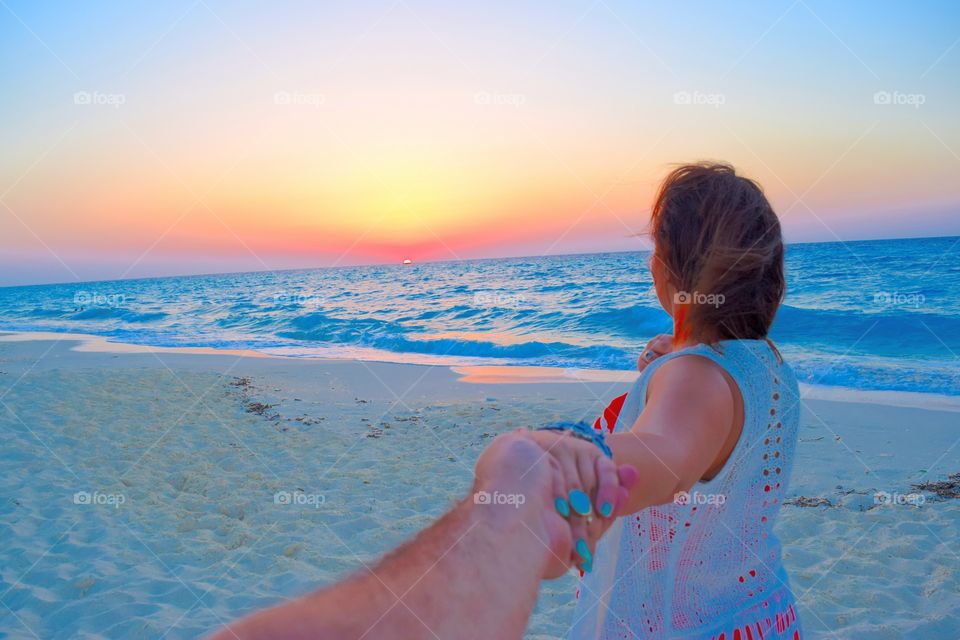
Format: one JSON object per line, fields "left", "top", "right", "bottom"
{"left": 569, "top": 340, "right": 803, "bottom": 640}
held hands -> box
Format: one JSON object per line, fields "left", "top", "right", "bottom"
{"left": 637, "top": 333, "right": 674, "bottom": 373}
{"left": 473, "top": 430, "right": 637, "bottom": 580}
{"left": 526, "top": 429, "right": 636, "bottom": 575}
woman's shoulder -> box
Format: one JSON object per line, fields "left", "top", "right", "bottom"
{"left": 638, "top": 339, "right": 786, "bottom": 407}
{"left": 647, "top": 350, "right": 735, "bottom": 407}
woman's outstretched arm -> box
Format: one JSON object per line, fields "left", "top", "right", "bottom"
{"left": 606, "top": 355, "right": 737, "bottom": 513}
{"left": 528, "top": 355, "right": 737, "bottom": 521}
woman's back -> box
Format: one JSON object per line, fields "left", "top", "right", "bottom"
{"left": 570, "top": 340, "right": 802, "bottom": 640}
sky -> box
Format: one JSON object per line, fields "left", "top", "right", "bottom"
{"left": 1, "top": 0, "right": 959, "bottom": 286}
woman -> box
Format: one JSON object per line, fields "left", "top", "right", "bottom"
{"left": 533, "top": 162, "right": 802, "bottom": 639}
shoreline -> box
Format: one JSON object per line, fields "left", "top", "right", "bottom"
{"left": 2, "top": 329, "right": 957, "bottom": 412}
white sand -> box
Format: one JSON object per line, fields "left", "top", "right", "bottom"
{"left": 0, "top": 332, "right": 957, "bottom": 639}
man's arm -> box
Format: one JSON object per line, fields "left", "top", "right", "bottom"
{"left": 209, "top": 432, "right": 629, "bottom": 640}
{"left": 213, "top": 500, "right": 543, "bottom": 639}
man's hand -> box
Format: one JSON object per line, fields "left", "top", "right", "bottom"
{"left": 475, "top": 430, "right": 637, "bottom": 578}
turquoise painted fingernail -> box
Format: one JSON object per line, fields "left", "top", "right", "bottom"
{"left": 569, "top": 489, "right": 592, "bottom": 516}
{"left": 554, "top": 497, "right": 570, "bottom": 517}
{"left": 575, "top": 538, "right": 593, "bottom": 570}
{"left": 600, "top": 502, "right": 613, "bottom": 517}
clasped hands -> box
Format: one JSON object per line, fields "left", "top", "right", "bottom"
{"left": 472, "top": 428, "right": 637, "bottom": 579}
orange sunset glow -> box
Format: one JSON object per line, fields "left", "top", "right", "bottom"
{"left": 2, "top": 1, "right": 958, "bottom": 284}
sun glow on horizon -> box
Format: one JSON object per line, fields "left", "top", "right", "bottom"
{"left": 1, "top": 0, "right": 959, "bottom": 285}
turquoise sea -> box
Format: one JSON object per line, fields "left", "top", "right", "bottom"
{"left": 1, "top": 236, "right": 957, "bottom": 395}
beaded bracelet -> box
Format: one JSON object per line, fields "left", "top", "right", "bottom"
{"left": 537, "top": 421, "right": 613, "bottom": 459}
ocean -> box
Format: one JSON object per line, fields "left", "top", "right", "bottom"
{"left": 1, "top": 236, "right": 958, "bottom": 396}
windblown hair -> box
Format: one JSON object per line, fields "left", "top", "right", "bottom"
{"left": 650, "top": 162, "right": 785, "bottom": 342}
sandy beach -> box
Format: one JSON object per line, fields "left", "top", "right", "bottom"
{"left": 1, "top": 332, "right": 957, "bottom": 639}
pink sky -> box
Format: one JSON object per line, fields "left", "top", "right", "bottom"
{"left": 2, "top": 1, "right": 958, "bottom": 285}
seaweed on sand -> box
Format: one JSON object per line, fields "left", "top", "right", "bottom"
{"left": 912, "top": 472, "right": 960, "bottom": 500}
{"left": 785, "top": 496, "right": 833, "bottom": 508}
{"left": 245, "top": 401, "right": 276, "bottom": 417}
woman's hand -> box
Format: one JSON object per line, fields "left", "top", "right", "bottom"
{"left": 525, "top": 429, "right": 637, "bottom": 574}
{"left": 637, "top": 333, "right": 673, "bottom": 373}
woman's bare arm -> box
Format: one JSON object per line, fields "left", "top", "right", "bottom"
{"left": 605, "top": 355, "right": 737, "bottom": 514}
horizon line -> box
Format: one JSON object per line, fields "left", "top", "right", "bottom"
{"left": 3, "top": 232, "right": 958, "bottom": 290}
